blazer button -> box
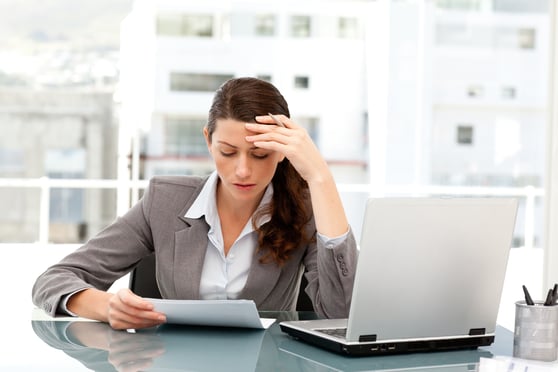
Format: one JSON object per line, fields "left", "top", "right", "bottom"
{"left": 336, "top": 254, "right": 344, "bottom": 262}
{"left": 342, "top": 269, "right": 349, "bottom": 276}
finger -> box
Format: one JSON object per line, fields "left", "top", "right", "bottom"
{"left": 108, "top": 295, "right": 166, "bottom": 329}
{"left": 109, "top": 303, "right": 166, "bottom": 326}
{"left": 255, "top": 114, "right": 297, "bottom": 129}
{"left": 250, "top": 140, "right": 287, "bottom": 154}
{"left": 245, "top": 123, "right": 290, "bottom": 136}
{"left": 112, "top": 291, "right": 164, "bottom": 322}
{"left": 245, "top": 130, "right": 289, "bottom": 145}
{"left": 118, "top": 292, "right": 167, "bottom": 320}
{"left": 254, "top": 115, "right": 279, "bottom": 126}
{"left": 246, "top": 137, "right": 290, "bottom": 153}
{"left": 118, "top": 288, "right": 155, "bottom": 311}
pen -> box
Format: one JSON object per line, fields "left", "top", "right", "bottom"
{"left": 268, "top": 113, "right": 285, "bottom": 127}
{"left": 543, "top": 288, "right": 554, "bottom": 306}
{"left": 522, "top": 285, "right": 534, "bottom": 305}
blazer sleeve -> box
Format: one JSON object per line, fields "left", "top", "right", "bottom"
{"left": 31, "top": 182, "right": 157, "bottom": 317}
{"left": 303, "top": 226, "right": 359, "bottom": 319}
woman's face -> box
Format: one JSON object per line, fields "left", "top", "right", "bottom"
{"left": 204, "top": 118, "right": 285, "bottom": 205}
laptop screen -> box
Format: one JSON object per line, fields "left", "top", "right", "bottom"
{"left": 346, "top": 197, "right": 518, "bottom": 343}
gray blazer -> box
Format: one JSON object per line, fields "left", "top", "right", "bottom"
{"left": 32, "top": 176, "right": 358, "bottom": 319}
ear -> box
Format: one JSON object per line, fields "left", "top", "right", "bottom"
{"left": 203, "top": 127, "right": 212, "bottom": 153}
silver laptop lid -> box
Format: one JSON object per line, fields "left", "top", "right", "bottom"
{"left": 347, "top": 197, "right": 518, "bottom": 343}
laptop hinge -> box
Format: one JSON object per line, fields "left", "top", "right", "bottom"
{"left": 469, "top": 328, "right": 486, "bottom": 336}
{"left": 359, "top": 334, "right": 377, "bottom": 342}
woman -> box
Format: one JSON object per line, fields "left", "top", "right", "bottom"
{"left": 32, "top": 77, "right": 358, "bottom": 330}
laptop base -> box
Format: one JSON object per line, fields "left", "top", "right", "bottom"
{"left": 280, "top": 323, "right": 494, "bottom": 356}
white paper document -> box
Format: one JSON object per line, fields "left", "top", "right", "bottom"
{"left": 147, "top": 298, "right": 276, "bottom": 329}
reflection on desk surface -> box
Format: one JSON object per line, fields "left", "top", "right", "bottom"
{"left": 32, "top": 320, "right": 265, "bottom": 372}
{"left": 279, "top": 336, "right": 493, "bottom": 371}
{"left": 29, "top": 310, "right": 514, "bottom": 372}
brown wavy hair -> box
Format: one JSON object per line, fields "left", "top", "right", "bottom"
{"left": 206, "top": 77, "right": 313, "bottom": 266}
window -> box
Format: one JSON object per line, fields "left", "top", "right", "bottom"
{"left": 294, "top": 75, "right": 309, "bottom": 89}
{"left": 256, "top": 74, "right": 272, "bottom": 82}
{"left": 502, "top": 86, "right": 517, "bottom": 99}
{"left": 170, "top": 73, "right": 234, "bottom": 92}
{"left": 436, "top": 0, "right": 482, "bottom": 10}
{"left": 467, "top": 85, "right": 483, "bottom": 98}
{"left": 494, "top": 27, "right": 536, "bottom": 49}
{"left": 157, "top": 14, "right": 213, "bottom": 37}
{"left": 255, "top": 14, "right": 276, "bottom": 36}
{"left": 290, "top": 15, "right": 311, "bottom": 38}
{"left": 338, "top": 17, "right": 360, "bottom": 39}
{"left": 156, "top": 14, "right": 183, "bottom": 36}
{"left": 0, "top": 149, "right": 24, "bottom": 173}
{"left": 436, "top": 24, "right": 536, "bottom": 50}
{"left": 295, "top": 116, "right": 319, "bottom": 143}
{"left": 184, "top": 15, "right": 213, "bottom": 37}
{"left": 493, "top": 0, "right": 549, "bottom": 13}
{"left": 456, "top": 125, "right": 474, "bottom": 145}
{"left": 48, "top": 172, "right": 84, "bottom": 223}
{"left": 164, "top": 117, "right": 207, "bottom": 156}
{"left": 518, "top": 28, "right": 536, "bottom": 49}
{"left": 45, "top": 149, "right": 85, "bottom": 223}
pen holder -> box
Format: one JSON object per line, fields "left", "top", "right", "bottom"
{"left": 513, "top": 300, "right": 558, "bottom": 362}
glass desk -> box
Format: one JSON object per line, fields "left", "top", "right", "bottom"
{"left": 10, "top": 309, "right": 518, "bottom": 371}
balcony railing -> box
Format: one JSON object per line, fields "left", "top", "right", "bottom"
{"left": 0, "top": 177, "right": 544, "bottom": 248}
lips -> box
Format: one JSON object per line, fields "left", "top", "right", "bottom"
{"left": 233, "top": 183, "right": 256, "bottom": 191}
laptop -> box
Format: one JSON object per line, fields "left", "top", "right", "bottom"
{"left": 280, "top": 197, "right": 518, "bottom": 356}
{"left": 279, "top": 336, "right": 493, "bottom": 371}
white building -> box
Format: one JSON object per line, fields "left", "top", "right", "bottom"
{"left": 119, "top": 0, "right": 549, "bottom": 244}
{"left": 381, "top": 1, "right": 549, "bottom": 245}
{"left": 119, "top": 0, "right": 370, "bottom": 178}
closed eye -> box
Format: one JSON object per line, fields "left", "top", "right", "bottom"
{"left": 252, "top": 153, "right": 269, "bottom": 159}
{"left": 218, "top": 149, "right": 269, "bottom": 159}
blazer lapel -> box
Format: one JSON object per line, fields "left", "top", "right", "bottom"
{"left": 172, "top": 216, "right": 209, "bottom": 299}
{"left": 239, "top": 249, "right": 282, "bottom": 306}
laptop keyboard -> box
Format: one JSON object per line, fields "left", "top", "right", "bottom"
{"left": 315, "top": 327, "right": 347, "bottom": 339}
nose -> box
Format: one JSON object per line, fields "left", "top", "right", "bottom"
{"left": 235, "top": 153, "right": 252, "bottom": 179}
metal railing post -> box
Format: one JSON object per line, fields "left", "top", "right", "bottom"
{"left": 524, "top": 186, "right": 535, "bottom": 249}
{"left": 38, "top": 176, "right": 50, "bottom": 244}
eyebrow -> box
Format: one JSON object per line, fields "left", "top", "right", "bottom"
{"left": 217, "top": 140, "right": 259, "bottom": 150}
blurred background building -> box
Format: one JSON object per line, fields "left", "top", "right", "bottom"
{"left": 0, "top": 89, "right": 117, "bottom": 242}
{"left": 0, "top": 0, "right": 550, "bottom": 249}
{"left": 118, "top": 0, "right": 549, "bottom": 244}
